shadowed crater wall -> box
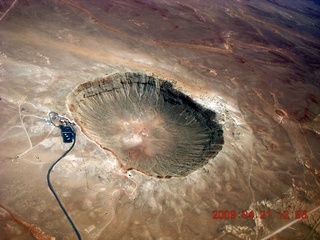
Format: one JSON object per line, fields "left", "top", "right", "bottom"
{"left": 67, "top": 72, "right": 224, "bottom": 178}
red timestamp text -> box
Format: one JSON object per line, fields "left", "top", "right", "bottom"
{"left": 212, "top": 210, "right": 270, "bottom": 220}
{"left": 212, "top": 210, "right": 308, "bottom": 220}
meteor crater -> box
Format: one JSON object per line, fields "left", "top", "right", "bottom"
{"left": 67, "top": 72, "right": 224, "bottom": 178}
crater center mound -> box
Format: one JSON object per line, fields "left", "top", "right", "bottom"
{"left": 67, "top": 72, "right": 224, "bottom": 178}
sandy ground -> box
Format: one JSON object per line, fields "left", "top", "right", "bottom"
{"left": 0, "top": 0, "right": 319, "bottom": 239}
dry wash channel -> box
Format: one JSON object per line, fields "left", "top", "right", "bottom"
{"left": 67, "top": 72, "right": 224, "bottom": 178}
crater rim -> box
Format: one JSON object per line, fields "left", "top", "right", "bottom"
{"left": 67, "top": 72, "right": 224, "bottom": 178}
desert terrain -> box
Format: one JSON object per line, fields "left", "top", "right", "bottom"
{"left": 0, "top": 0, "right": 319, "bottom": 239}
